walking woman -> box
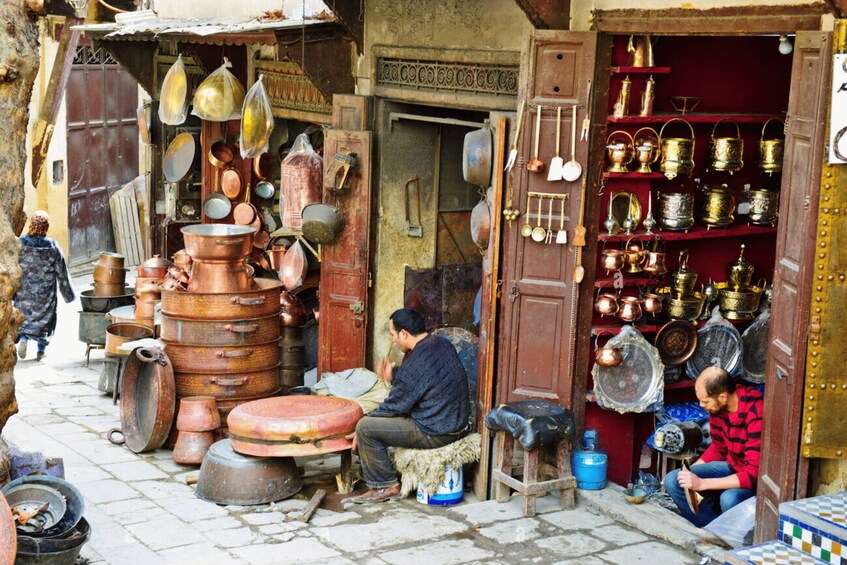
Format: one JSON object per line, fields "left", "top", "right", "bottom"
{"left": 14, "top": 211, "right": 75, "bottom": 360}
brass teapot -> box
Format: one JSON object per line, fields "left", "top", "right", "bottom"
{"left": 728, "top": 244, "right": 755, "bottom": 291}
{"left": 627, "top": 35, "right": 656, "bottom": 68}
{"left": 759, "top": 118, "right": 785, "bottom": 175}
{"left": 670, "top": 249, "right": 698, "bottom": 298}
{"left": 708, "top": 119, "right": 744, "bottom": 174}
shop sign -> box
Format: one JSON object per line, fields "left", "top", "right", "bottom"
{"left": 828, "top": 54, "right": 847, "bottom": 164}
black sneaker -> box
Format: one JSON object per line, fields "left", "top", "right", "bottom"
{"left": 36, "top": 351, "right": 45, "bottom": 361}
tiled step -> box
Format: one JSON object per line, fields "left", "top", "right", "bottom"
{"left": 725, "top": 540, "right": 827, "bottom": 565}
{"left": 780, "top": 492, "right": 847, "bottom": 564}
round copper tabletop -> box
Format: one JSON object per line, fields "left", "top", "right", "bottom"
{"left": 228, "top": 396, "right": 364, "bottom": 457}
{"left": 0, "top": 492, "right": 16, "bottom": 564}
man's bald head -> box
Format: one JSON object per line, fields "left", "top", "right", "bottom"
{"left": 698, "top": 366, "right": 735, "bottom": 397}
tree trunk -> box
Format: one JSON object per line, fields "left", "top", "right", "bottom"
{"left": 0, "top": 3, "right": 41, "bottom": 432}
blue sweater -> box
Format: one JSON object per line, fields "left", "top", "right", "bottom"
{"left": 369, "top": 334, "right": 470, "bottom": 435}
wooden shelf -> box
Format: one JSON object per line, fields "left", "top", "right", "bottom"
{"left": 591, "top": 315, "right": 752, "bottom": 337}
{"left": 607, "top": 113, "right": 783, "bottom": 124}
{"left": 594, "top": 276, "right": 659, "bottom": 289}
{"left": 610, "top": 66, "right": 672, "bottom": 75}
{"left": 602, "top": 172, "right": 665, "bottom": 179}
{"left": 598, "top": 224, "right": 777, "bottom": 242}
{"left": 665, "top": 380, "right": 696, "bottom": 390}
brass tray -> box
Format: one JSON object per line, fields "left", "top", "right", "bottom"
{"left": 685, "top": 311, "right": 742, "bottom": 380}
{"left": 610, "top": 190, "right": 642, "bottom": 234}
{"left": 592, "top": 326, "right": 664, "bottom": 414}
{"left": 655, "top": 320, "right": 698, "bottom": 366}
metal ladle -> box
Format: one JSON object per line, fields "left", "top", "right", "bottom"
{"left": 561, "top": 105, "right": 583, "bottom": 181}
{"left": 520, "top": 193, "right": 534, "bottom": 237}
{"left": 531, "top": 196, "right": 547, "bottom": 242}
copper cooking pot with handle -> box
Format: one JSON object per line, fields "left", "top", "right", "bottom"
{"left": 594, "top": 334, "right": 623, "bottom": 368}
{"left": 594, "top": 289, "right": 620, "bottom": 317}
{"left": 187, "top": 260, "right": 253, "bottom": 294}
{"left": 641, "top": 290, "right": 664, "bottom": 314}
{"left": 181, "top": 224, "right": 254, "bottom": 260}
{"left": 600, "top": 235, "right": 625, "bottom": 274}
{"left": 617, "top": 295, "right": 643, "bottom": 322}
{"left": 164, "top": 341, "right": 279, "bottom": 374}
{"left": 161, "top": 277, "right": 282, "bottom": 320}
{"left": 173, "top": 366, "right": 281, "bottom": 398}
{"left": 160, "top": 313, "right": 280, "bottom": 346}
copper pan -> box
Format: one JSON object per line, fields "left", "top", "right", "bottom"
{"left": 233, "top": 186, "right": 258, "bottom": 226}
{"left": 119, "top": 347, "right": 176, "bottom": 453}
{"left": 160, "top": 313, "right": 280, "bottom": 346}
{"left": 253, "top": 229, "right": 270, "bottom": 250}
{"left": 173, "top": 365, "right": 281, "bottom": 398}
{"left": 221, "top": 167, "right": 244, "bottom": 200}
{"left": 253, "top": 152, "right": 274, "bottom": 180}
{"left": 161, "top": 277, "right": 282, "bottom": 320}
{"left": 163, "top": 341, "right": 280, "bottom": 374}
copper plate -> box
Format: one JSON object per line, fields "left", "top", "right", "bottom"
{"left": 228, "top": 396, "right": 363, "bottom": 457}
{"left": 0, "top": 493, "right": 15, "bottom": 565}
{"left": 655, "top": 320, "right": 698, "bottom": 366}
{"left": 120, "top": 347, "right": 176, "bottom": 453}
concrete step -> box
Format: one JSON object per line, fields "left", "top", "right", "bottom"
{"left": 724, "top": 539, "right": 827, "bottom": 565}
{"left": 779, "top": 492, "right": 847, "bottom": 564}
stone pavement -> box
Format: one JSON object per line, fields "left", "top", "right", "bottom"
{"left": 3, "top": 274, "right": 708, "bottom": 564}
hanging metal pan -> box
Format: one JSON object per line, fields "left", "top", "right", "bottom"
{"left": 253, "top": 152, "right": 274, "bottom": 180}
{"left": 202, "top": 174, "right": 232, "bottom": 220}
{"left": 221, "top": 167, "right": 244, "bottom": 200}
{"left": 163, "top": 132, "right": 196, "bottom": 182}
{"left": 255, "top": 180, "right": 275, "bottom": 200}
{"left": 119, "top": 347, "right": 176, "bottom": 453}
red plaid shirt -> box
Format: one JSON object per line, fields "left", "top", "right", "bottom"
{"left": 699, "top": 386, "right": 764, "bottom": 490}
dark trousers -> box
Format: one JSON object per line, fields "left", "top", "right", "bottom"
{"left": 355, "top": 416, "right": 461, "bottom": 488}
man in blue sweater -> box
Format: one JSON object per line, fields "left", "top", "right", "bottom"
{"left": 345, "top": 308, "right": 470, "bottom": 504}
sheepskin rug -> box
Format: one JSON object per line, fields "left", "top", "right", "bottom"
{"left": 392, "top": 433, "right": 481, "bottom": 497}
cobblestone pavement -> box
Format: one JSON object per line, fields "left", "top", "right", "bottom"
{"left": 3, "top": 274, "right": 705, "bottom": 564}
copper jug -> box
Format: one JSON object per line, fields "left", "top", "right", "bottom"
{"left": 617, "top": 296, "right": 643, "bottom": 323}
{"left": 627, "top": 35, "right": 655, "bottom": 67}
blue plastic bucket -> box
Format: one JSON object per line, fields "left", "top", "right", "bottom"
{"left": 416, "top": 466, "right": 464, "bottom": 506}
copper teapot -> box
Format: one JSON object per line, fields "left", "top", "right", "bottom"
{"left": 594, "top": 290, "right": 620, "bottom": 317}
{"left": 595, "top": 334, "right": 623, "bottom": 368}
{"left": 617, "top": 296, "right": 643, "bottom": 323}
{"left": 280, "top": 290, "right": 307, "bottom": 327}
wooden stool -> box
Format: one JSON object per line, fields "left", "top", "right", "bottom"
{"left": 491, "top": 431, "right": 576, "bottom": 517}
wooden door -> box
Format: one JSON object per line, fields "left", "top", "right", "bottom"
{"left": 496, "top": 31, "right": 597, "bottom": 405}
{"left": 318, "top": 96, "right": 372, "bottom": 375}
{"left": 66, "top": 44, "right": 138, "bottom": 266}
{"left": 756, "top": 31, "right": 832, "bottom": 542}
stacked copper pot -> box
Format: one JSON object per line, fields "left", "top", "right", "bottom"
{"left": 279, "top": 290, "right": 307, "bottom": 392}
{"left": 93, "top": 252, "right": 128, "bottom": 297}
{"left": 134, "top": 254, "right": 173, "bottom": 329}
{"left": 160, "top": 225, "right": 282, "bottom": 439}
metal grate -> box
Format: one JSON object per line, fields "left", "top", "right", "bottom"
{"left": 73, "top": 45, "right": 118, "bottom": 66}
{"left": 376, "top": 57, "right": 518, "bottom": 97}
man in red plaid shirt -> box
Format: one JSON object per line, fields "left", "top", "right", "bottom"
{"left": 663, "top": 366, "right": 763, "bottom": 527}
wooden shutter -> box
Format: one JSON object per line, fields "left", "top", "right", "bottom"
{"left": 318, "top": 96, "right": 372, "bottom": 375}
{"left": 756, "top": 30, "right": 832, "bottom": 542}
{"left": 496, "top": 30, "right": 597, "bottom": 405}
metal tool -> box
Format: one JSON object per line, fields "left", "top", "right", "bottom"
{"left": 405, "top": 176, "right": 423, "bottom": 237}
{"left": 526, "top": 106, "right": 544, "bottom": 173}
{"left": 520, "top": 192, "right": 533, "bottom": 237}
{"left": 562, "top": 105, "right": 582, "bottom": 181}
{"left": 531, "top": 195, "right": 546, "bottom": 242}
{"left": 546, "top": 197, "right": 554, "bottom": 244}
{"left": 556, "top": 198, "right": 568, "bottom": 244}
{"left": 581, "top": 80, "right": 592, "bottom": 142}
{"left": 547, "top": 106, "right": 564, "bottom": 181}
{"left": 504, "top": 99, "right": 526, "bottom": 173}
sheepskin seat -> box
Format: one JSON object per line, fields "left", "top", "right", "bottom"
{"left": 392, "top": 433, "right": 481, "bottom": 497}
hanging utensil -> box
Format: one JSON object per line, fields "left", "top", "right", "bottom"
{"left": 562, "top": 105, "right": 582, "bottom": 181}
{"left": 221, "top": 167, "right": 244, "bottom": 200}
{"left": 163, "top": 132, "right": 196, "bottom": 182}
{"left": 520, "top": 192, "right": 533, "bottom": 238}
{"left": 504, "top": 100, "right": 526, "bottom": 173}
{"left": 545, "top": 197, "right": 554, "bottom": 244}
{"left": 556, "top": 197, "right": 567, "bottom": 244}
{"left": 202, "top": 165, "right": 232, "bottom": 220}
{"left": 580, "top": 80, "right": 592, "bottom": 142}
{"left": 547, "top": 107, "right": 564, "bottom": 181}
{"left": 573, "top": 175, "right": 588, "bottom": 283}
{"left": 531, "top": 195, "right": 546, "bottom": 242}
{"left": 526, "top": 106, "right": 544, "bottom": 173}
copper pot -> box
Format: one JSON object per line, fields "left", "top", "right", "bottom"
{"left": 268, "top": 243, "right": 290, "bottom": 270}
{"left": 595, "top": 335, "right": 623, "bottom": 368}
{"left": 181, "top": 224, "right": 255, "bottom": 261}
{"left": 641, "top": 292, "right": 663, "bottom": 314}
{"left": 135, "top": 277, "right": 163, "bottom": 292}
{"left": 594, "top": 292, "right": 619, "bottom": 317}
{"left": 643, "top": 251, "right": 667, "bottom": 275}
{"left": 138, "top": 254, "right": 174, "bottom": 278}
{"left": 93, "top": 264, "right": 128, "bottom": 284}
{"left": 187, "top": 259, "right": 253, "bottom": 294}
{"left": 95, "top": 252, "right": 125, "bottom": 269}
{"left": 105, "top": 323, "right": 154, "bottom": 355}
{"left": 165, "top": 341, "right": 279, "bottom": 374}
{"left": 160, "top": 314, "right": 280, "bottom": 346}
{"left": 176, "top": 396, "right": 220, "bottom": 432}
{"left": 134, "top": 290, "right": 159, "bottom": 319}
{"left": 600, "top": 237, "right": 625, "bottom": 274}
{"left": 161, "top": 278, "right": 282, "bottom": 320}
{"left": 93, "top": 282, "right": 129, "bottom": 297}
{"left": 617, "top": 296, "right": 643, "bottom": 322}
{"left": 623, "top": 236, "right": 646, "bottom": 274}
{"left": 173, "top": 366, "right": 281, "bottom": 398}
{"left": 280, "top": 290, "right": 307, "bottom": 327}
{"left": 173, "top": 430, "right": 214, "bottom": 465}
{"left": 172, "top": 249, "right": 192, "bottom": 269}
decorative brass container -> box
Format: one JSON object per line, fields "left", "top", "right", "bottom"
{"left": 748, "top": 190, "right": 779, "bottom": 226}
{"left": 701, "top": 186, "right": 736, "bottom": 229}
{"left": 657, "top": 287, "right": 705, "bottom": 321}
{"left": 659, "top": 192, "right": 694, "bottom": 232}
{"left": 659, "top": 118, "right": 695, "bottom": 179}
{"left": 727, "top": 244, "right": 755, "bottom": 291}
{"left": 759, "top": 118, "right": 785, "bottom": 175}
{"left": 715, "top": 281, "right": 765, "bottom": 320}
{"left": 623, "top": 236, "right": 646, "bottom": 274}
{"left": 606, "top": 130, "right": 635, "bottom": 173}
{"left": 634, "top": 127, "right": 661, "bottom": 174}
{"left": 708, "top": 119, "right": 744, "bottom": 174}
{"left": 669, "top": 250, "right": 698, "bottom": 299}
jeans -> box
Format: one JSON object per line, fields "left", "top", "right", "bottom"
{"left": 18, "top": 335, "right": 47, "bottom": 352}
{"left": 663, "top": 461, "right": 755, "bottom": 528}
{"left": 355, "top": 416, "right": 463, "bottom": 488}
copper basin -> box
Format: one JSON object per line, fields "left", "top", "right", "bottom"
{"left": 160, "top": 313, "right": 281, "bottom": 346}
{"left": 105, "top": 323, "right": 154, "bottom": 356}
{"left": 161, "top": 278, "right": 282, "bottom": 320}
{"left": 173, "top": 366, "right": 281, "bottom": 399}
{"left": 164, "top": 341, "right": 280, "bottom": 374}
{"left": 181, "top": 224, "right": 255, "bottom": 261}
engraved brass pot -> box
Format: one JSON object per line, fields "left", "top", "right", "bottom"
{"left": 659, "top": 192, "right": 694, "bottom": 232}
{"left": 657, "top": 287, "right": 705, "bottom": 321}
{"left": 701, "top": 186, "right": 736, "bottom": 229}
{"left": 716, "top": 280, "right": 765, "bottom": 320}
{"left": 669, "top": 250, "right": 698, "bottom": 298}
{"left": 659, "top": 118, "right": 695, "bottom": 179}
{"left": 708, "top": 119, "right": 744, "bottom": 174}
{"left": 749, "top": 190, "right": 779, "bottom": 226}
{"left": 759, "top": 118, "right": 785, "bottom": 175}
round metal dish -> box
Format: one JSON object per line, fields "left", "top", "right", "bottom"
{"left": 2, "top": 475, "right": 84, "bottom": 540}
{"left": 80, "top": 289, "right": 134, "bottom": 313}
{"left": 610, "top": 190, "right": 642, "bottom": 234}
{"left": 120, "top": 347, "right": 176, "bottom": 453}
{"left": 196, "top": 439, "right": 302, "bottom": 505}
{"left": 686, "top": 317, "right": 742, "bottom": 380}
{"left": 655, "top": 320, "right": 698, "bottom": 366}
{"left": 592, "top": 326, "right": 664, "bottom": 414}
{"left": 3, "top": 484, "right": 66, "bottom": 535}
{"left": 16, "top": 516, "right": 91, "bottom": 564}
{"left": 741, "top": 310, "right": 770, "bottom": 384}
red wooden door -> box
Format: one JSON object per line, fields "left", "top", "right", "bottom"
{"left": 317, "top": 124, "right": 372, "bottom": 375}
{"left": 66, "top": 44, "right": 138, "bottom": 266}
{"left": 496, "top": 31, "right": 597, "bottom": 405}
{"left": 756, "top": 30, "right": 832, "bottom": 542}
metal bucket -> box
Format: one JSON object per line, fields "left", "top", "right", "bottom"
{"left": 15, "top": 517, "right": 91, "bottom": 565}
{"left": 659, "top": 118, "right": 695, "bottom": 179}
{"left": 749, "top": 190, "right": 779, "bottom": 226}
{"left": 659, "top": 192, "right": 694, "bottom": 231}
{"left": 708, "top": 119, "right": 744, "bottom": 174}
{"left": 759, "top": 118, "right": 784, "bottom": 175}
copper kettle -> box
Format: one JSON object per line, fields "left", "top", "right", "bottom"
{"left": 642, "top": 236, "right": 667, "bottom": 275}
{"left": 595, "top": 334, "right": 623, "bottom": 368}
{"left": 280, "top": 290, "right": 307, "bottom": 327}
{"left": 594, "top": 290, "right": 620, "bottom": 317}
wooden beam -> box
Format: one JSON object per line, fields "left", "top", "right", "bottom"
{"left": 276, "top": 31, "right": 354, "bottom": 101}
{"left": 325, "top": 1, "right": 363, "bottom": 52}
{"left": 515, "top": 0, "right": 570, "bottom": 30}
{"left": 592, "top": 5, "right": 827, "bottom": 34}
{"left": 30, "top": 20, "right": 81, "bottom": 187}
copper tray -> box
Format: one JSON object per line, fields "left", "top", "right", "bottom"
{"left": 120, "top": 347, "right": 176, "bottom": 453}
{"left": 0, "top": 493, "right": 15, "bottom": 565}
{"left": 655, "top": 320, "right": 698, "bottom": 366}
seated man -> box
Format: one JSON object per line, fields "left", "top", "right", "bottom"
{"left": 663, "top": 366, "right": 763, "bottom": 527}
{"left": 345, "top": 308, "right": 470, "bottom": 504}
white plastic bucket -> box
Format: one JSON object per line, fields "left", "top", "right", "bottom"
{"left": 416, "top": 466, "right": 464, "bottom": 506}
